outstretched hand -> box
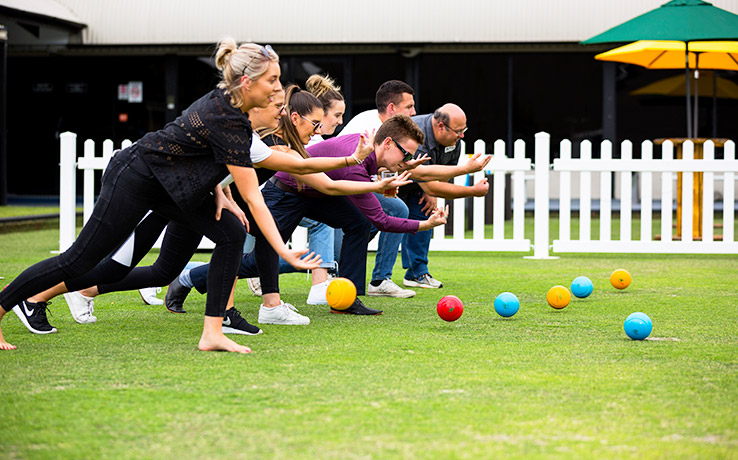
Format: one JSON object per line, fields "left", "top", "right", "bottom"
{"left": 465, "top": 152, "right": 492, "bottom": 173}
{"left": 377, "top": 170, "right": 412, "bottom": 189}
{"left": 427, "top": 204, "right": 450, "bottom": 227}
{"left": 401, "top": 154, "right": 430, "bottom": 170}
{"left": 472, "top": 178, "right": 490, "bottom": 197}
{"left": 353, "top": 129, "right": 376, "bottom": 163}
{"left": 282, "top": 248, "right": 323, "bottom": 271}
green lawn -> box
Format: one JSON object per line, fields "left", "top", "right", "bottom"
{"left": 0, "top": 228, "right": 737, "bottom": 459}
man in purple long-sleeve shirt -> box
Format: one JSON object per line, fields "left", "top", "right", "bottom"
{"left": 239, "top": 114, "right": 488, "bottom": 316}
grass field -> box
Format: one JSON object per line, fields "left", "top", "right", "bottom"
{"left": 1, "top": 227, "right": 737, "bottom": 459}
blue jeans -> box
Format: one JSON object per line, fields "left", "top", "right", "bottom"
{"left": 369, "top": 193, "right": 409, "bottom": 281}
{"left": 277, "top": 217, "right": 339, "bottom": 274}
{"left": 401, "top": 190, "right": 432, "bottom": 280}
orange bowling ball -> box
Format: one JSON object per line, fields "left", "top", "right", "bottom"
{"left": 610, "top": 269, "right": 632, "bottom": 290}
{"left": 547, "top": 285, "right": 571, "bottom": 309}
{"left": 326, "top": 277, "right": 357, "bottom": 310}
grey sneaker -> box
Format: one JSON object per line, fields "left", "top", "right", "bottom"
{"left": 403, "top": 273, "right": 443, "bottom": 289}
{"left": 63, "top": 291, "right": 98, "bottom": 324}
{"left": 367, "top": 279, "right": 416, "bottom": 298}
{"left": 258, "top": 301, "right": 310, "bottom": 325}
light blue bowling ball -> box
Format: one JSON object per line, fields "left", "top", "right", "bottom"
{"left": 494, "top": 292, "right": 520, "bottom": 318}
{"left": 571, "top": 276, "right": 594, "bottom": 298}
{"left": 624, "top": 312, "right": 653, "bottom": 340}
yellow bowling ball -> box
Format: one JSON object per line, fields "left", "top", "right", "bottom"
{"left": 547, "top": 285, "right": 571, "bottom": 309}
{"left": 326, "top": 277, "right": 357, "bottom": 310}
{"left": 610, "top": 269, "right": 632, "bottom": 290}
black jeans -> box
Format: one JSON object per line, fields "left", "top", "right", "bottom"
{"left": 236, "top": 180, "right": 372, "bottom": 296}
{"left": 0, "top": 148, "right": 245, "bottom": 318}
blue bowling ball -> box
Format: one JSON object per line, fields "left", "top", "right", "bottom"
{"left": 494, "top": 292, "right": 520, "bottom": 318}
{"left": 624, "top": 312, "right": 653, "bottom": 340}
{"left": 571, "top": 276, "right": 594, "bottom": 298}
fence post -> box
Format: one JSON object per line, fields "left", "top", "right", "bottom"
{"left": 58, "top": 132, "right": 77, "bottom": 253}
{"left": 526, "top": 132, "right": 557, "bottom": 259}
{"left": 724, "top": 141, "right": 735, "bottom": 243}
{"left": 83, "top": 139, "right": 96, "bottom": 225}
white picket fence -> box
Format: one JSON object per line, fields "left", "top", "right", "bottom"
{"left": 58, "top": 131, "right": 738, "bottom": 257}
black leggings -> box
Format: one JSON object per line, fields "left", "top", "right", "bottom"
{"left": 63, "top": 211, "right": 202, "bottom": 296}
{"left": 0, "top": 149, "right": 245, "bottom": 318}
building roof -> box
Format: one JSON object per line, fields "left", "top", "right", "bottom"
{"left": 2, "top": 0, "right": 738, "bottom": 47}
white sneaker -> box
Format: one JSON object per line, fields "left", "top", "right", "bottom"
{"left": 138, "top": 287, "right": 164, "bottom": 305}
{"left": 63, "top": 291, "right": 98, "bottom": 324}
{"left": 367, "top": 279, "right": 416, "bottom": 298}
{"left": 246, "top": 277, "right": 262, "bottom": 296}
{"left": 306, "top": 280, "right": 329, "bottom": 305}
{"left": 258, "top": 301, "right": 310, "bottom": 325}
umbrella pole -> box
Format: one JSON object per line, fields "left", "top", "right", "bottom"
{"left": 712, "top": 71, "right": 717, "bottom": 138}
{"left": 694, "top": 54, "right": 699, "bottom": 138}
{"left": 685, "top": 42, "right": 692, "bottom": 138}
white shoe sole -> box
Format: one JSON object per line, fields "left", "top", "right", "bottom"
{"left": 367, "top": 290, "right": 416, "bottom": 298}
{"left": 402, "top": 279, "right": 442, "bottom": 289}
{"left": 257, "top": 317, "right": 310, "bottom": 326}
{"left": 223, "top": 326, "right": 263, "bottom": 335}
{"left": 11, "top": 306, "right": 57, "bottom": 334}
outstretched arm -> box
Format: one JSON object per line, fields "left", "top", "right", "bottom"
{"left": 256, "top": 133, "right": 374, "bottom": 174}
{"left": 294, "top": 170, "right": 412, "bottom": 196}
{"left": 407, "top": 152, "right": 491, "bottom": 181}
{"left": 419, "top": 177, "right": 490, "bottom": 200}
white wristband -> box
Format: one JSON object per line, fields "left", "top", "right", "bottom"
{"left": 351, "top": 154, "right": 363, "bottom": 165}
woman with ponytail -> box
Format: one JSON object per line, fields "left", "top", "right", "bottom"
{"left": 0, "top": 39, "right": 318, "bottom": 353}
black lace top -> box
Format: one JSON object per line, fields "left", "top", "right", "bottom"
{"left": 135, "top": 88, "right": 254, "bottom": 210}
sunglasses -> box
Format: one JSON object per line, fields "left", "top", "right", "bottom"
{"left": 300, "top": 114, "right": 323, "bottom": 133}
{"left": 242, "top": 44, "right": 274, "bottom": 76}
{"left": 392, "top": 138, "right": 414, "bottom": 162}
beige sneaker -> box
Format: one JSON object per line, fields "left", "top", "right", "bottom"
{"left": 367, "top": 279, "right": 416, "bottom": 298}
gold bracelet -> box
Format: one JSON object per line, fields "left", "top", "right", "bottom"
{"left": 345, "top": 156, "right": 349, "bottom": 167}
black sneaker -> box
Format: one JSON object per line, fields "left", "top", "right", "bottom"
{"left": 165, "top": 277, "right": 189, "bottom": 314}
{"left": 330, "top": 298, "right": 383, "bottom": 315}
{"left": 222, "top": 307, "right": 262, "bottom": 335}
{"left": 12, "top": 300, "right": 58, "bottom": 334}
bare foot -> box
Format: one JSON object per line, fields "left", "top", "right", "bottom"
{"left": 0, "top": 328, "right": 16, "bottom": 350}
{"left": 198, "top": 333, "right": 251, "bottom": 354}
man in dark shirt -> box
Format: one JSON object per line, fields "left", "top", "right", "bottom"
{"left": 399, "top": 104, "right": 490, "bottom": 289}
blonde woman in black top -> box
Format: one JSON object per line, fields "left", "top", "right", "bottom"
{"left": 0, "top": 39, "right": 317, "bottom": 353}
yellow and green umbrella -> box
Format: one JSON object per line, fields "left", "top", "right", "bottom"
{"left": 596, "top": 40, "right": 738, "bottom": 137}
{"left": 582, "top": 0, "right": 738, "bottom": 137}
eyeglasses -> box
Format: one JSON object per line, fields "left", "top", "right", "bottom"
{"left": 442, "top": 122, "right": 468, "bottom": 136}
{"left": 242, "top": 44, "right": 274, "bottom": 76}
{"left": 300, "top": 114, "right": 323, "bottom": 133}
{"left": 391, "top": 138, "right": 414, "bottom": 162}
